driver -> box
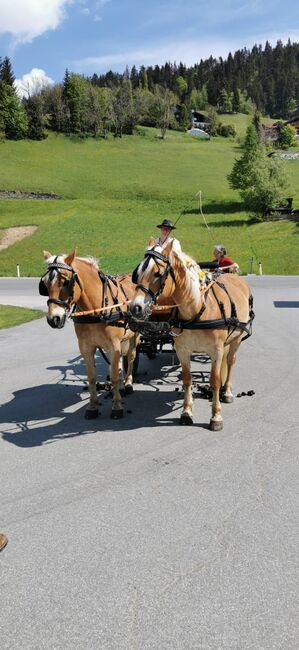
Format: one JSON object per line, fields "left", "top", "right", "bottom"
{"left": 154, "top": 219, "right": 182, "bottom": 254}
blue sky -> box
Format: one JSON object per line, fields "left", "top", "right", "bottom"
{"left": 1, "top": 0, "right": 299, "bottom": 90}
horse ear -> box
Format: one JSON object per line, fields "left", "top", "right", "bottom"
{"left": 65, "top": 249, "right": 76, "bottom": 265}
{"left": 43, "top": 250, "right": 52, "bottom": 260}
{"left": 148, "top": 237, "right": 156, "bottom": 247}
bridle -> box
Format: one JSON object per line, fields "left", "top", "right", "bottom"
{"left": 39, "top": 258, "right": 81, "bottom": 315}
{"left": 135, "top": 249, "right": 176, "bottom": 303}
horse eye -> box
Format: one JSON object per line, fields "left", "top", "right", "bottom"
{"left": 62, "top": 279, "right": 70, "bottom": 288}
{"left": 154, "top": 271, "right": 162, "bottom": 279}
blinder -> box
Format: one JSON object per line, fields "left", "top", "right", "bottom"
{"left": 38, "top": 260, "right": 81, "bottom": 308}
{"left": 39, "top": 278, "right": 49, "bottom": 296}
{"left": 131, "top": 266, "right": 139, "bottom": 285}
{"left": 132, "top": 248, "right": 175, "bottom": 304}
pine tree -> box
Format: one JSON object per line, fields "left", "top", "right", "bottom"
{"left": 1, "top": 84, "right": 28, "bottom": 139}
{"left": 0, "top": 56, "right": 15, "bottom": 86}
{"left": 63, "top": 72, "right": 88, "bottom": 134}
{"left": 228, "top": 124, "right": 288, "bottom": 216}
{"left": 252, "top": 110, "right": 263, "bottom": 143}
{"left": 232, "top": 87, "right": 240, "bottom": 113}
{"left": 24, "top": 94, "right": 47, "bottom": 140}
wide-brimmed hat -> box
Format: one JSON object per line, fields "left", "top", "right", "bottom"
{"left": 156, "top": 219, "right": 176, "bottom": 230}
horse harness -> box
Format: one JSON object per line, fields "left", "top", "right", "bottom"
{"left": 39, "top": 258, "right": 81, "bottom": 312}
{"left": 172, "top": 280, "right": 254, "bottom": 342}
{"left": 73, "top": 271, "right": 130, "bottom": 325}
{"left": 131, "top": 248, "right": 254, "bottom": 342}
{"left": 39, "top": 259, "right": 130, "bottom": 327}
{"left": 133, "top": 249, "right": 176, "bottom": 302}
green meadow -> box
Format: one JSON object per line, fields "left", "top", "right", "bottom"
{"left": 0, "top": 117, "right": 298, "bottom": 277}
{"left": 0, "top": 305, "right": 44, "bottom": 329}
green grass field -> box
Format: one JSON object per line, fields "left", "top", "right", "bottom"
{"left": 0, "top": 119, "right": 298, "bottom": 276}
{"left": 0, "top": 305, "right": 44, "bottom": 329}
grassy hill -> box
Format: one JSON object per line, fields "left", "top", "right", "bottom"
{"left": 0, "top": 119, "right": 298, "bottom": 276}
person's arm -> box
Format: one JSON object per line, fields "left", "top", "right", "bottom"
{"left": 225, "top": 262, "right": 239, "bottom": 273}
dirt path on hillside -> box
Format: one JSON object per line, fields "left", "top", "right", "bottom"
{"left": 0, "top": 226, "right": 37, "bottom": 251}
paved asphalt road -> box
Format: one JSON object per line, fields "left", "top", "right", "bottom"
{"left": 1, "top": 276, "right": 299, "bottom": 650}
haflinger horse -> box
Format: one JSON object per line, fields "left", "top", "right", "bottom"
{"left": 129, "top": 239, "right": 254, "bottom": 430}
{"left": 40, "top": 250, "right": 139, "bottom": 419}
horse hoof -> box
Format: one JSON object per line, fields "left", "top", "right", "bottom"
{"left": 180, "top": 413, "right": 193, "bottom": 425}
{"left": 85, "top": 408, "right": 99, "bottom": 419}
{"left": 125, "top": 384, "right": 133, "bottom": 395}
{"left": 111, "top": 409, "right": 124, "bottom": 419}
{"left": 221, "top": 395, "right": 234, "bottom": 404}
{"left": 209, "top": 419, "right": 223, "bottom": 431}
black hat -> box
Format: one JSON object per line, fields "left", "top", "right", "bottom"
{"left": 156, "top": 219, "right": 176, "bottom": 230}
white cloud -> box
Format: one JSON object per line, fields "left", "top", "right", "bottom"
{"left": 15, "top": 68, "right": 54, "bottom": 98}
{"left": 0, "top": 0, "right": 74, "bottom": 43}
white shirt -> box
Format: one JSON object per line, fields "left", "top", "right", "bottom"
{"left": 154, "top": 235, "right": 182, "bottom": 255}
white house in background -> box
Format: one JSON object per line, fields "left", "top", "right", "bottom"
{"left": 191, "top": 110, "right": 211, "bottom": 130}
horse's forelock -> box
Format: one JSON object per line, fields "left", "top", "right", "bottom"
{"left": 138, "top": 251, "right": 156, "bottom": 280}
{"left": 44, "top": 254, "right": 99, "bottom": 270}
{"left": 44, "top": 254, "right": 65, "bottom": 266}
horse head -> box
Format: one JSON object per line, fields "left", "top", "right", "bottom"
{"left": 40, "top": 249, "right": 81, "bottom": 329}
{"left": 129, "top": 239, "right": 176, "bottom": 320}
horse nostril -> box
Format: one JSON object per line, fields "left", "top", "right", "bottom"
{"left": 131, "top": 304, "right": 142, "bottom": 318}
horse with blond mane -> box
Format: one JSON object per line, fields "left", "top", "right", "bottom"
{"left": 39, "top": 250, "right": 139, "bottom": 419}
{"left": 129, "top": 239, "right": 254, "bottom": 430}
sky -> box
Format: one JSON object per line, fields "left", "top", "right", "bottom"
{"left": 1, "top": 0, "right": 299, "bottom": 94}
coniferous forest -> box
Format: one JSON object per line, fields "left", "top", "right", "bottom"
{"left": 1, "top": 39, "right": 299, "bottom": 140}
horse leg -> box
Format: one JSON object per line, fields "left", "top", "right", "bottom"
{"left": 110, "top": 344, "right": 124, "bottom": 419}
{"left": 221, "top": 337, "right": 242, "bottom": 403}
{"left": 176, "top": 348, "right": 193, "bottom": 425}
{"left": 79, "top": 344, "right": 99, "bottom": 419}
{"left": 209, "top": 346, "right": 224, "bottom": 431}
{"left": 123, "top": 335, "right": 138, "bottom": 395}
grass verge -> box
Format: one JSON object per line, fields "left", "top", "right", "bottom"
{"left": 0, "top": 305, "right": 45, "bottom": 329}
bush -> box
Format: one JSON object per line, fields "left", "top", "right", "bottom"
{"left": 217, "top": 123, "right": 236, "bottom": 138}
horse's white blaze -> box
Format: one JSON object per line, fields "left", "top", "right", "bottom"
{"left": 50, "top": 305, "right": 65, "bottom": 319}
{"left": 132, "top": 293, "right": 147, "bottom": 309}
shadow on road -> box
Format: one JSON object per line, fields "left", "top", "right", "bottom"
{"left": 0, "top": 352, "right": 212, "bottom": 447}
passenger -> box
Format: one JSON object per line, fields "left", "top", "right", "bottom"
{"left": 213, "top": 244, "right": 239, "bottom": 273}
{"left": 154, "top": 219, "right": 182, "bottom": 255}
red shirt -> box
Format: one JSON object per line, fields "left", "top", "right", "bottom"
{"left": 218, "top": 255, "right": 234, "bottom": 268}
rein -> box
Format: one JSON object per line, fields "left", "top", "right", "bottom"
{"left": 40, "top": 260, "right": 131, "bottom": 326}
{"left": 131, "top": 251, "right": 254, "bottom": 341}
{"left": 72, "top": 299, "right": 129, "bottom": 318}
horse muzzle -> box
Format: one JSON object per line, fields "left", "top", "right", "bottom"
{"left": 129, "top": 298, "right": 152, "bottom": 320}
{"left": 46, "top": 313, "right": 66, "bottom": 329}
